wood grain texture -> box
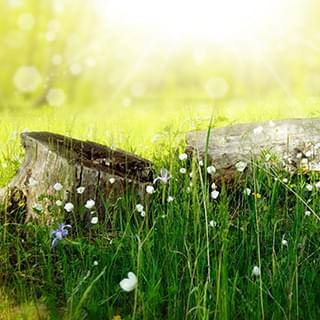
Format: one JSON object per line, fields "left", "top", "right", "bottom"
{"left": 0, "top": 131, "right": 153, "bottom": 223}
{"left": 186, "top": 118, "right": 320, "bottom": 177}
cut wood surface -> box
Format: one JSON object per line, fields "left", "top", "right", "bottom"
{"left": 186, "top": 118, "right": 320, "bottom": 177}
{"left": 0, "top": 131, "right": 153, "bottom": 222}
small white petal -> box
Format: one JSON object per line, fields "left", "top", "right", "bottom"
{"left": 32, "top": 203, "right": 43, "bottom": 211}
{"left": 28, "top": 177, "right": 39, "bottom": 187}
{"left": 244, "top": 188, "right": 251, "bottom": 196}
{"left": 235, "top": 161, "right": 247, "bottom": 172}
{"left": 55, "top": 200, "right": 63, "bottom": 206}
{"left": 281, "top": 239, "right": 288, "bottom": 246}
{"left": 167, "top": 196, "right": 174, "bottom": 202}
{"left": 146, "top": 185, "right": 155, "bottom": 194}
{"left": 64, "top": 202, "right": 74, "bottom": 212}
{"left": 207, "top": 165, "right": 216, "bottom": 174}
{"left": 211, "top": 182, "right": 217, "bottom": 190}
{"left": 85, "top": 199, "right": 95, "bottom": 209}
{"left": 305, "top": 210, "right": 311, "bottom": 216}
{"left": 209, "top": 220, "right": 217, "bottom": 227}
{"left": 76, "top": 186, "right": 85, "bottom": 194}
{"left": 91, "top": 216, "right": 98, "bottom": 224}
{"left": 252, "top": 266, "right": 261, "bottom": 276}
{"left": 199, "top": 160, "right": 203, "bottom": 166}
{"left": 135, "top": 204, "right": 144, "bottom": 212}
{"left": 306, "top": 184, "right": 313, "bottom": 192}
{"left": 120, "top": 272, "right": 138, "bottom": 292}
{"left": 179, "top": 153, "right": 188, "bottom": 160}
{"left": 282, "top": 178, "right": 288, "bottom": 183}
{"left": 53, "top": 182, "right": 63, "bottom": 191}
{"left": 211, "top": 190, "right": 219, "bottom": 199}
{"left": 140, "top": 211, "right": 146, "bottom": 217}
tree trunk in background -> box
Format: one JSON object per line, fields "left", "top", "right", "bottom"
{"left": 186, "top": 118, "right": 320, "bottom": 180}
{"left": 0, "top": 132, "right": 153, "bottom": 224}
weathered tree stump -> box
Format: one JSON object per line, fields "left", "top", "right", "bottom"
{"left": 186, "top": 118, "right": 320, "bottom": 178}
{"left": 0, "top": 132, "right": 153, "bottom": 223}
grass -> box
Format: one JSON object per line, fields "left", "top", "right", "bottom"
{"left": 0, "top": 102, "right": 320, "bottom": 319}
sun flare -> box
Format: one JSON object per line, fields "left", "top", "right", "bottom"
{"left": 96, "top": 0, "right": 300, "bottom": 46}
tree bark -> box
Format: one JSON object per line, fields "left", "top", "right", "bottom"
{"left": 0, "top": 132, "right": 153, "bottom": 223}
{"left": 186, "top": 118, "right": 320, "bottom": 179}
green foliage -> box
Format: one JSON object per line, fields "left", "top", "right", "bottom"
{"left": 1, "top": 148, "right": 320, "bottom": 319}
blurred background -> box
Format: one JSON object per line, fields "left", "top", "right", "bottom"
{"left": 0, "top": 0, "right": 320, "bottom": 147}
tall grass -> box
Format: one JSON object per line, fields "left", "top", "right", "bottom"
{"left": 1, "top": 130, "right": 320, "bottom": 319}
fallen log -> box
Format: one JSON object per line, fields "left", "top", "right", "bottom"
{"left": 186, "top": 118, "right": 320, "bottom": 179}
{"left": 0, "top": 132, "right": 153, "bottom": 223}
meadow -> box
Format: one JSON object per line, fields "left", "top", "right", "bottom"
{"left": 1, "top": 0, "right": 320, "bottom": 319}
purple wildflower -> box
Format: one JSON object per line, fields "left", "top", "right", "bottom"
{"left": 153, "top": 168, "right": 171, "bottom": 184}
{"left": 51, "top": 223, "right": 71, "bottom": 248}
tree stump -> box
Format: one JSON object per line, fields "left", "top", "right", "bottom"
{"left": 0, "top": 132, "right": 153, "bottom": 223}
{"left": 186, "top": 118, "right": 320, "bottom": 179}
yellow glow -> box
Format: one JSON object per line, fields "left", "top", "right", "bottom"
{"left": 96, "top": 0, "right": 300, "bottom": 45}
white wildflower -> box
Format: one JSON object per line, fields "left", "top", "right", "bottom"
{"left": 316, "top": 181, "right": 320, "bottom": 189}
{"left": 91, "top": 216, "right": 98, "bottom": 224}
{"left": 244, "top": 188, "right": 251, "bottom": 196}
{"left": 64, "top": 202, "right": 74, "bottom": 212}
{"left": 53, "top": 182, "right": 63, "bottom": 191}
{"left": 28, "top": 177, "right": 38, "bottom": 187}
{"left": 252, "top": 265, "right": 261, "bottom": 276}
{"left": 140, "top": 211, "right": 146, "bottom": 217}
{"left": 55, "top": 200, "right": 63, "bottom": 206}
{"left": 76, "top": 186, "right": 85, "bottom": 194}
{"left": 282, "top": 178, "right": 288, "bottom": 183}
{"left": 93, "top": 260, "right": 98, "bottom": 266}
{"left": 146, "top": 185, "right": 155, "bottom": 194}
{"left": 199, "top": 160, "right": 203, "bottom": 166}
{"left": 179, "top": 153, "right": 188, "bottom": 160}
{"left": 207, "top": 165, "right": 216, "bottom": 174}
{"left": 120, "top": 272, "right": 138, "bottom": 292}
{"left": 211, "top": 190, "right": 219, "bottom": 199}
{"left": 209, "top": 220, "right": 217, "bottom": 227}
{"left": 281, "top": 239, "right": 288, "bottom": 246}
{"left": 305, "top": 150, "right": 313, "bottom": 158}
{"left": 167, "top": 196, "right": 175, "bottom": 202}
{"left": 109, "top": 177, "right": 116, "bottom": 184}
{"left": 305, "top": 210, "right": 311, "bottom": 216}
{"left": 85, "top": 199, "right": 95, "bottom": 209}
{"left": 235, "top": 161, "right": 247, "bottom": 172}
{"left": 135, "top": 204, "right": 144, "bottom": 212}
{"left": 32, "top": 203, "right": 43, "bottom": 212}
{"left": 211, "top": 182, "right": 217, "bottom": 190}
{"left": 179, "top": 168, "right": 187, "bottom": 174}
{"left": 306, "top": 184, "right": 313, "bottom": 192}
